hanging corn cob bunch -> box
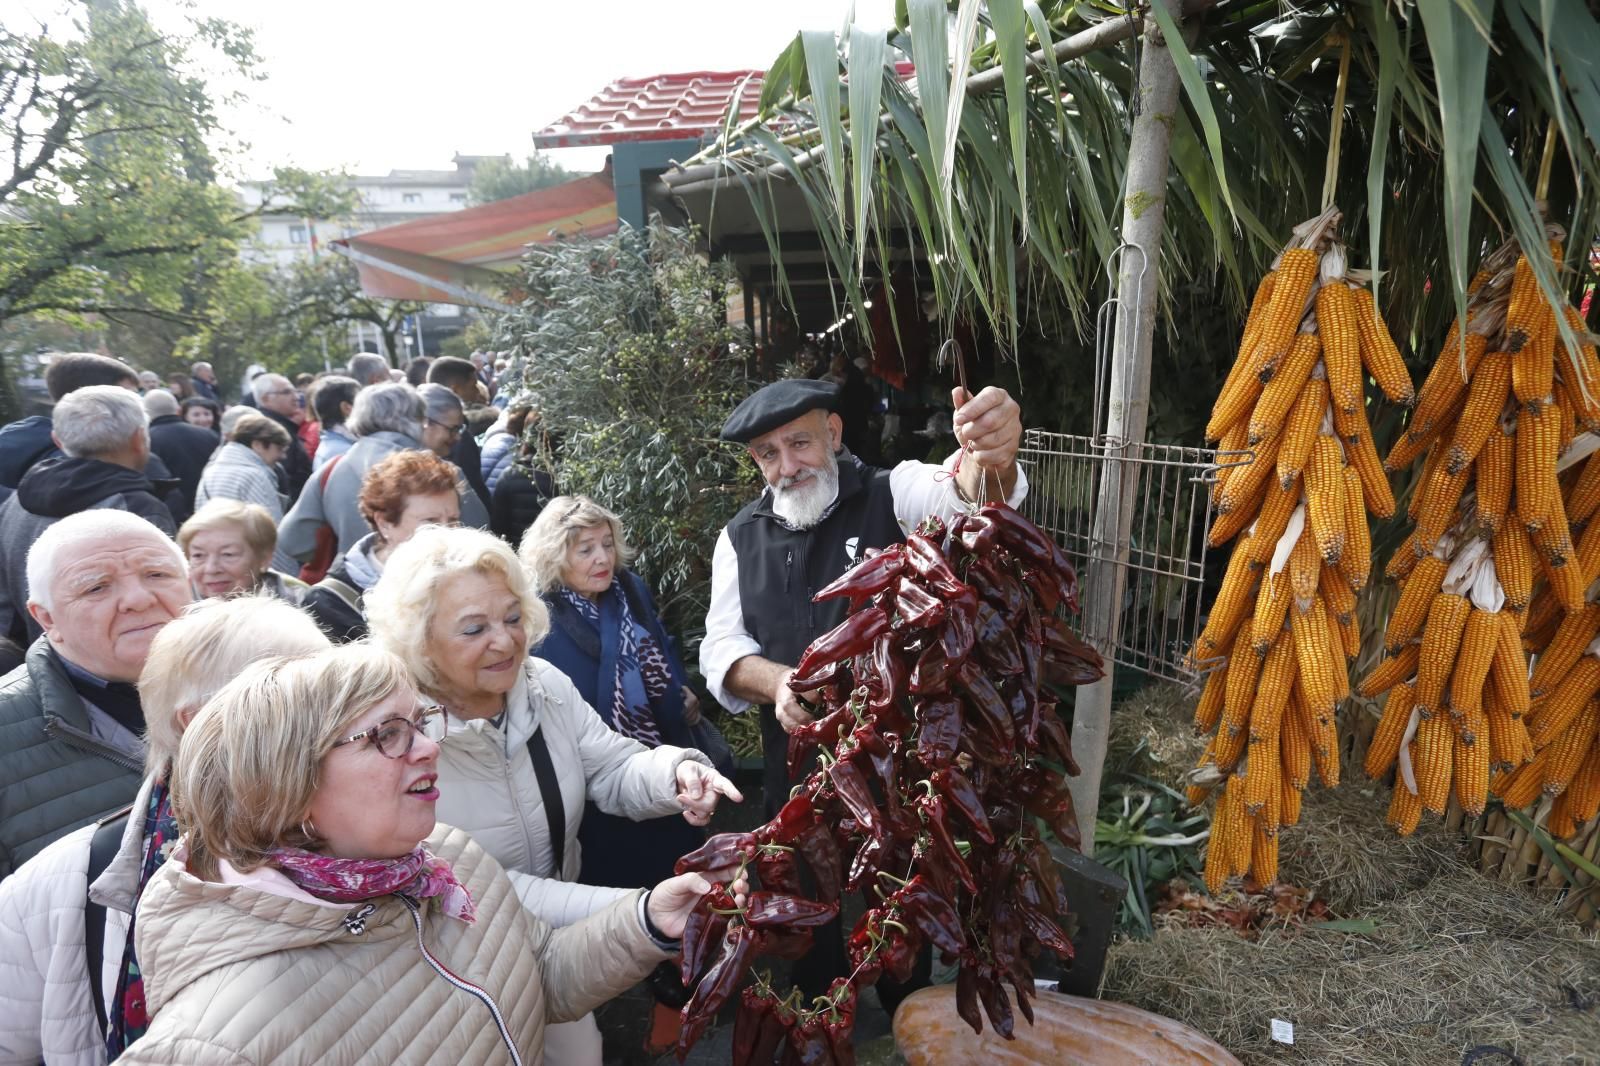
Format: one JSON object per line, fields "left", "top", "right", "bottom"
{"left": 1188, "top": 206, "right": 1412, "bottom": 892}
{"left": 1361, "top": 225, "right": 1600, "bottom": 836}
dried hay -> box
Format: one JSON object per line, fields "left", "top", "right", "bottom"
{"left": 1104, "top": 774, "right": 1600, "bottom": 1066}
{"left": 1106, "top": 679, "right": 1210, "bottom": 784}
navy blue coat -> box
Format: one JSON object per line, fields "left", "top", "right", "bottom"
{"left": 536, "top": 569, "right": 705, "bottom": 889}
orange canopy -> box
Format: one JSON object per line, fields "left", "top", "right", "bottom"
{"left": 332, "top": 171, "right": 618, "bottom": 308}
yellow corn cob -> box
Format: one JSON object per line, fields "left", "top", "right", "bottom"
{"left": 1489, "top": 609, "right": 1532, "bottom": 721}
{"left": 1528, "top": 602, "right": 1600, "bottom": 698}
{"left": 1528, "top": 654, "right": 1600, "bottom": 749}
{"left": 1448, "top": 609, "right": 1501, "bottom": 718}
{"left": 1342, "top": 413, "right": 1397, "bottom": 518}
{"left": 1397, "top": 333, "right": 1489, "bottom": 465}
{"left": 1408, "top": 440, "right": 1446, "bottom": 523}
{"left": 1414, "top": 710, "right": 1454, "bottom": 813}
{"left": 1565, "top": 454, "right": 1600, "bottom": 527}
{"left": 1288, "top": 526, "right": 1320, "bottom": 606}
{"left": 1385, "top": 554, "right": 1446, "bottom": 652}
{"left": 1326, "top": 608, "right": 1351, "bottom": 699}
{"left": 1474, "top": 422, "right": 1516, "bottom": 536}
{"left": 1453, "top": 706, "right": 1491, "bottom": 815}
{"left": 1280, "top": 686, "right": 1314, "bottom": 789}
{"left": 1443, "top": 352, "right": 1511, "bottom": 474}
{"left": 1303, "top": 678, "right": 1342, "bottom": 788}
{"left": 1494, "top": 522, "right": 1536, "bottom": 611}
{"left": 1503, "top": 253, "right": 1546, "bottom": 354}
{"left": 1209, "top": 480, "right": 1270, "bottom": 548}
{"left": 1565, "top": 747, "right": 1600, "bottom": 822}
{"left": 1365, "top": 681, "right": 1417, "bottom": 779}
{"left": 1513, "top": 318, "right": 1556, "bottom": 409}
{"left": 1225, "top": 773, "right": 1252, "bottom": 876}
{"left": 1515, "top": 398, "right": 1562, "bottom": 530}
{"left": 1214, "top": 432, "right": 1281, "bottom": 519}
{"left": 1289, "top": 676, "right": 1330, "bottom": 771}
{"left": 1250, "top": 248, "right": 1319, "bottom": 380}
{"left": 1318, "top": 283, "right": 1363, "bottom": 414}
{"left": 1276, "top": 373, "right": 1328, "bottom": 489}
{"left": 1493, "top": 748, "right": 1548, "bottom": 809}
{"left": 1579, "top": 517, "right": 1600, "bottom": 588}
{"left": 1249, "top": 628, "right": 1296, "bottom": 743}
{"left": 1202, "top": 793, "right": 1235, "bottom": 892}
{"left": 1542, "top": 700, "right": 1600, "bottom": 796}
{"left": 1484, "top": 687, "right": 1532, "bottom": 770}
{"left": 1414, "top": 465, "right": 1468, "bottom": 555}
{"left": 1212, "top": 421, "right": 1250, "bottom": 506}
{"left": 1359, "top": 643, "right": 1421, "bottom": 698}
{"left": 1249, "top": 818, "right": 1279, "bottom": 884}
{"left": 1321, "top": 563, "right": 1357, "bottom": 622}
{"left": 1248, "top": 331, "right": 1322, "bottom": 444}
{"left": 1207, "top": 271, "right": 1280, "bottom": 441}
{"left": 1387, "top": 778, "right": 1423, "bottom": 835}
{"left": 1245, "top": 733, "right": 1282, "bottom": 815}
{"left": 1305, "top": 434, "right": 1347, "bottom": 564}
{"left": 1533, "top": 507, "right": 1585, "bottom": 612}
{"left": 1548, "top": 792, "right": 1578, "bottom": 838}
{"left": 1207, "top": 365, "right": 1265, "bottom": 445}
{"left": 1208, "top": 719, "right": 1248, "bottom": 778}
{"left": 1338, "top": 611, "right": 1361, "bottom": 659}
{"left": 1279, "top": 770, "right": 1303, "bottom": 825}
{"left": 1247, "top": 481, "right": 1302, "bottom": 566}
{"left": 1338, "top": 466, "right": 1371, "bottom": 591}
{"left": 1193, "top": 535, "right": 1258, "bottom": 662}
{"left": 1252, "top": 569, "right": 1292, "bottom": 655}
{"left": 1193, "top": 664, "right": 1229, "bottom": 733}
{"left": 1414, "top": 593, "right": 1472, "bottom": 717}
{"left": 1560, "top": 303, "right": 1600, "bottom": 424}
{"left": 1553, "top": 378, "right": 1577, "bottom": 452}
{"left": 1386, "top": 531, "right": 1423, "bottom": 580}
{"left": 1523, "top": 589, "right": 1564, "bottom": 650}
{"left": 1352, "top": 285, "right": 1415, "bottom": 405}
{"left": 1291, "top": 595, "right": 1339, "bottom": 718}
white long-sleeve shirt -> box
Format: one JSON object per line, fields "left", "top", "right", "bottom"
{"left": 700, "top": 452, "right": 1028, "bottom": 713}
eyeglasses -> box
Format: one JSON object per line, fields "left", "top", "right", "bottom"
{"left": 334, "top": 704, "right": 447, "bottom": 759}
{"left": 264, "top": 388, "right": 296, "bottom": 398}
{"left": 427, "top": 417, "right": 465, "bottom": 439}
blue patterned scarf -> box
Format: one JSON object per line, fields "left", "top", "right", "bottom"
{"left": 559, "top": 585, "right": 667, "bottom": 746}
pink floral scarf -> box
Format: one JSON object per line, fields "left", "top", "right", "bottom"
{"left": 267, "top": 844, "right": 477, "bottom": 923}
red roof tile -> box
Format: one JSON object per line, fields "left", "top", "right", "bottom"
{"left": 533, "top": 71, "right": 767, "bottom": 149}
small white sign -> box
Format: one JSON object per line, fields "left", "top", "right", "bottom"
{"left": 1270, "top": 1019, "right": 1295, "bottom": 1045}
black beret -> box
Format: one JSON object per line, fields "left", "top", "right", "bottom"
{"left": 720, "top": 379, "right": 841, "bottom": 443}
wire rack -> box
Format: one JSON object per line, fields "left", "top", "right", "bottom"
{"left": 1019, "top": 429, "right": 1246, "bottom": 683}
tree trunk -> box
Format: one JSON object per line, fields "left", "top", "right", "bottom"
{"left": 1068, "top": 0, "right": 1185, "bottom": 855}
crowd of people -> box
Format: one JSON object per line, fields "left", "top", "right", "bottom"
{"left": 0, "top": 346, "right": 1025, "bottom": 1065}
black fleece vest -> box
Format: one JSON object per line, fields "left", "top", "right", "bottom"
{"left": 727, "top": 453, "right": 905, "bottom": 669}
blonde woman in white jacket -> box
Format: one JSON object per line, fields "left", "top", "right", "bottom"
{"left": 365, "top": 526, "right": 743, "bottom": 1065}
{"left": 0, "top": 595, "right": 330, "bottom": 1066}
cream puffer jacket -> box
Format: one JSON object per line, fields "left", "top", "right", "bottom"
{"left": 432, "top": 656, "right": 712, "bottom": 926}
{"left": 117, "top": 823, "right": 671, "bottom": 1066}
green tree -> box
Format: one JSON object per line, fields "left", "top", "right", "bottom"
{"left": 467, "top": 152, "right": 574, "bottom": 205}
{"left": 271, "top": 255, "right": 428, "bottom": 366}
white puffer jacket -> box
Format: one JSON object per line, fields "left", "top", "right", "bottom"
{"left": 432, "top": 657, "right": 712, "bottom": 925}
{"left": 0, "top": 775, "right": 155, "bottom": 1066}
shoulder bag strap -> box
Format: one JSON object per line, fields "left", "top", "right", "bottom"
{"left": 524, "top": 727, "right": 567, "bottom": 877}
{"left": 85, "top": 810, "right": 130, "bottom": 1037}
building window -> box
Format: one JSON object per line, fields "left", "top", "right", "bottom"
{"left": 402, "top": 192, "right": 421, "bottom": 204}
{"left": 289, "top": 224, "right": 308, "bottom": 244}
{"left": 450, "top": 192, "right": 466, "bottom": 203}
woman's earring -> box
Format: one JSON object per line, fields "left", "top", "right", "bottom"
{"left": 300, "top": 818, "right": 320, "bottom": 844}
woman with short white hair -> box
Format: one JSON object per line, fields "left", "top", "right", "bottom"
{"left": 0, "top": 595, "right": 330, "bottom": 1064}
{"left": 117, "top": 644, "right": 742, "bottom": 1065}
{"left": 366, "top": 526, "right": 744, "bottom": 1065}
{"left": 179, "top": 499, "right": 307, "bottom": 603}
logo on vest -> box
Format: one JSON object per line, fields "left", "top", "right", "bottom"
{"left": 845, "top": 536, "right": 861, "bottom": 564}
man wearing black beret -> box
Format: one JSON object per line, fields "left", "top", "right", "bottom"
{"left": 700, "top": 376, "right": 1026, "bottom": 1001}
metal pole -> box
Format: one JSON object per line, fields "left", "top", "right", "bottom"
{"left": 1069, "top": 0, "right": 1185, "bottom": 855}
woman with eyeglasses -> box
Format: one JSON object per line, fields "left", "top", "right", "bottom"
{"left": 114, "top": 642, "right": 744, "bottom": 1066}
{"left": 366, "top": 525, "right": 743, "bottom": 1066}
{"left": 179, "top": 499, "right": 309, "bottom": 603}
{"left": 302, "top": 450, "right": 461, "bottom": 643}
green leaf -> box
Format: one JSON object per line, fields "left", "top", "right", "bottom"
{"left": 801, "top": 30, "right": 848, "bottom": 237}
{"left": 940, "top": 0, "right": 984, "bottom": 227}
{"left": 759, "top": 34, "right": 804, "bottom": 115}
{"left": 1363, "top": 0, "right": 1404, "bottom": 308}
{"left": 847, "top": 26, "right": 888, "bottom": 273}
{"left": 1503, "top": 808, "right": 1578, "bottom": 885}
{"left": 1414, "top": 0, "right": 1493, "bottom": 354}
{"left": 906, "top": 0, "right": 951, "bottom": 209}
{"left": 987, "top": 0, "right": 1030, "bottom": 240}
{"left": 1147, "top": 0, "right": 1236, "bottom": 218}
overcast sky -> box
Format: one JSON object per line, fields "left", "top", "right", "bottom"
{"left": 6, "top": 0, "right": 898, "bottom": 179}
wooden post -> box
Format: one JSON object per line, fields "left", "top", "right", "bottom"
{"left": 1068, "top": 0, "right": 1185, "bottom": 855}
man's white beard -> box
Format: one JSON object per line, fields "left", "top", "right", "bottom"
{"left": 771, "top": 453, "right": 840, "bottom": 529}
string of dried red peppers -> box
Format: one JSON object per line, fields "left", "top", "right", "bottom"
{"left": 675, "top": 503, "right": 1105, "bottom": 1064}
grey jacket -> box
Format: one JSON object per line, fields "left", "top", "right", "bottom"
{"left": 278, "top": 431, "right": 489, "bottom": 561}
{"left": 0, "top": 639, "right": 145, "bottom": 882}
{"left": 194, "top": 443, "right": 297, "bottom": 573}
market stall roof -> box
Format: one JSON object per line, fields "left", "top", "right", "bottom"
{"left": 331, "top": 171, "right": 617, "bottom": 309}
{"left": 531, "top": 71, "right": 765, "bottom": 148}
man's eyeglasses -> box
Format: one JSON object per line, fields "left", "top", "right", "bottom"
{"left": 427, "top": 417, "right": 465, "bottom": 439}
{"left": 334, "top": 705, "right": 447, "bottom": 759}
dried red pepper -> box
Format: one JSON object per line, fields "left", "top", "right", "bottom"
{"left": 931, "top": 767, "right": 995, "bottom": 844}
{"left": 790, "top": 607, "right": 890, "bottom": 687}
{"left": 677, "top": 921, "right": 757, "bottom": 1057}
{"left": 678, "top": 885, "right": 733, "bottom": 986}
{"left": 913, "top": 696, "right": 961, "bottom": 768}
{"left": 742, "top": 892, "right": 839, "bottom": 929}
{"left": 904, "top": 533, "right": 969, "bottom": 597}
{"left": 891, "top": 875, "right": 967, "bottom": 956}
{"left": 916, "top": 792, "right": 977, "bottom": 893}
{"left": 813, "top": 545, "right": 905, "bottom": 605}
{"left": 674, "top": 832, "right": 757, "bottom": 876}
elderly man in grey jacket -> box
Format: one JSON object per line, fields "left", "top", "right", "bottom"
{"left": 278, "top": 382, "right": 489, "bottom": 561}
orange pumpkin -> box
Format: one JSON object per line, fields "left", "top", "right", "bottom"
{"left": 893, "top": 986, "right": 1242, "bottom": 1066}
